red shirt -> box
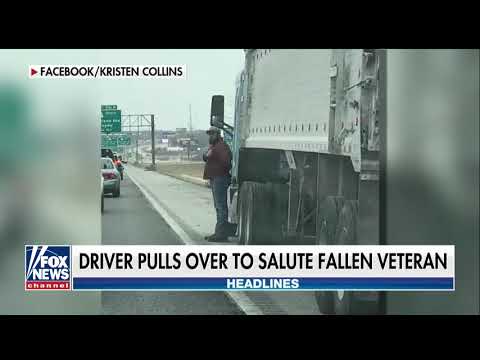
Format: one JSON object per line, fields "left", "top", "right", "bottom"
{"left": 203, "top": 139, "right": 232, "bottom": 180}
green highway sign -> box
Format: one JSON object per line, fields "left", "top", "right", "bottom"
{"left": 117, "top": 134, "right": 131, "bottom": 145}
{"left": 101, "top": 109, "right": 122, "bottom": 133}
{"left": 102, "top": 110, "right": 121, "bottom": 118}
{"left": 102, "top": 135, "right": 117, "bottom": 147}
{"left": 102, "top": 133, "right": 131, "bottom": 147}
{"left": 101, "top": 105, "right": 117, "bottom": 111}
{"left": 101, "top": 118, "right": 121, "bottom": 133}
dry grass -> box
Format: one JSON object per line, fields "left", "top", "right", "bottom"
{"left": 155, "top": 162, "right": 205, "bottom": 179}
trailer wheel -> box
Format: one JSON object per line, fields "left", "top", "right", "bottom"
{"left": 314, "top": 196, "right": 344, "bottom": 314}
{"left": 238, "top": 182, "right": 286, "bottom": 245}
{"left": 331, "top": 200, "right": 381, "bottom": 315}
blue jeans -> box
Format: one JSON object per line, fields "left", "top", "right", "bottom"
{"left": 211, "top": 176, "right": 231, "bottom": 237}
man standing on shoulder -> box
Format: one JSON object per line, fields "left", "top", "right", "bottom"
{"left": 203, "top": 126, "right": 236, "bottom": 242}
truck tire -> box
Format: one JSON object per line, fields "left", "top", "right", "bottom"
{"left": 113, "top": 186, "right": 120, "bottom": 198}
{"left": 332, "top": 200, "right": 379, "bottom": 315}
{"left": 238, "top": 182, "right": 286, "bottom": 245}
{"left": 101, "top": 193, "right": 104, "bottom": 213}
{"left": 314, "top": 196, "right": 345, "bottom": 315}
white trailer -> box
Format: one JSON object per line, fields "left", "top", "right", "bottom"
{"left": 211, "top": 49, "right": 385, "bottom": 314}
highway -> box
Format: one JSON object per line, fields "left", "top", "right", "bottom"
{"left": 101, "top": 174, "right": 244, "bottom": 315}
{"left": 100, "top": 165, "right": 322, "bottom": 315}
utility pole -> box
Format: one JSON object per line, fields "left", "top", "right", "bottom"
{"left": 151, "top": 114, "right": 155, "bottom": 167}
{"left": 188, "top": 104, "right": 192, "bottom": 160}
{"left": 189, "top": 104, "right": 193, "bottom": 134}
{"left": 136, "top": 126, "right": 139, "bottom": 164}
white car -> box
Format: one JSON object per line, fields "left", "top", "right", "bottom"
{"left": 101, "top": 157, "right": 121, "bottom": 197}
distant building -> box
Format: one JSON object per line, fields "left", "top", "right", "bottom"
{"left": 161, "top": 130, "right": 176, "bottom": 136}
{"left": 178, "top": 138, "right": 198, "bottom": 147}
{"left": 167, "top": 146, "right": 184, "bottom": 152}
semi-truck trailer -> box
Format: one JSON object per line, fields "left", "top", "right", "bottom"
{"left": 210, "top": 49, "right": 385, "bottom": 315}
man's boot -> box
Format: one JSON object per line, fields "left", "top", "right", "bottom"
{"left": 207, "top": 224, "right": 229, "bottom": 242}
{"left": 204, "top": 233, "right": 216, "bottom": 241}
{"left": 208, "top": 235, "right": 229, "bottom": 242}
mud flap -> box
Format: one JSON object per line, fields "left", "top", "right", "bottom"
{"left": 228, "top": 186, "right": 239, "bottom": 225}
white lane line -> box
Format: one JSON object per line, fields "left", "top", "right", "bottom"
{"left": 127, "top": 171, "right": 265, "bottom": 316}
{"left": 128, "top": 171, "right": 195, "bottom": 245}
{"left": 224, "top": 292, "right": 265, "bottom": 316}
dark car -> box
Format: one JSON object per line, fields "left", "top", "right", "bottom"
{"left": 101, "top": 148, "right": 114, "bottom": 160}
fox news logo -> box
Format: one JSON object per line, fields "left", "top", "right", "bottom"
{"left": 25, "top": 245, "right": 71, "bottom": 291}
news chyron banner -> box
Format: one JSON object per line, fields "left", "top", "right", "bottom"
{"left": 25, "top": 245, "right": 455, "bottom": 292}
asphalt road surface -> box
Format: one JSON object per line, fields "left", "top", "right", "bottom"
{"left": 101, "top": 174, "right": 244, "bottom": 315}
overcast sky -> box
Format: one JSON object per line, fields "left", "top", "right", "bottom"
{"left": 0, "top": 49, "right": 245, "bottom": 131}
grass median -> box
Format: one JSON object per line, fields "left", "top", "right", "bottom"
{"left": 155, "top": 161, "right": 205, "bottom": 179}
{"left": 129, "top": 159, "right": 208, "bottom": 187}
